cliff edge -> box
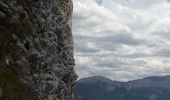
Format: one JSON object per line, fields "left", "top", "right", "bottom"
{"left": 0, "top": 0, "right": 77, "bottom": 100}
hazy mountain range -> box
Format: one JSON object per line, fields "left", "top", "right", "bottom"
{"left": 75, "top": 75, "right": 170, "bottom": 100}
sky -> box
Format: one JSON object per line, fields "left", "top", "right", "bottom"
{"left": 73, "top": 0, "right": 170, "bottom": 81}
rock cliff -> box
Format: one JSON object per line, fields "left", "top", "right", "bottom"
{"left": 0, "top": 0, "right": 77, "bottom": 100}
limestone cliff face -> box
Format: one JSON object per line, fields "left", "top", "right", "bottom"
{"left": 0, "top": 0, "right": 77, "bottom": 100}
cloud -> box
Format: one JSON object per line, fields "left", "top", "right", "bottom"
{"left": 73, "top": 0, "right": 170, "bottom": 81}
{"left": 96, "top": 0, "right": 103, "bottom": 5}
{"left": 103, "top": 0, "right": 167, "bottom": 9}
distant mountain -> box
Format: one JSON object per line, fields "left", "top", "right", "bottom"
{"left": 75, "top": 76, "right": 170, "bottom": 100}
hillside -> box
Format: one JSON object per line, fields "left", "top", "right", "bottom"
{"left": 75, "top": 76, "right": 170, "bottom": 100}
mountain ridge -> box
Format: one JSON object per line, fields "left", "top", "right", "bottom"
{"left": 75, "top": 75, "right": 170, "bottom": 100}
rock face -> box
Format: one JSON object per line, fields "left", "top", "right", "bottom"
{"left": 0, "top": 0, "right": 77, "bottom": 100}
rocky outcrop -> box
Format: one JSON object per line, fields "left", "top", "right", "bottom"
{"left": 0, "top": 0, "right": 77, "bottom": 100}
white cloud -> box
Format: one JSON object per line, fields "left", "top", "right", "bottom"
{"left": 102, "top": 0, "right": 167, "bottom": 9}
{"left": 73, "top": 0, "right": 170, "bottom": 81}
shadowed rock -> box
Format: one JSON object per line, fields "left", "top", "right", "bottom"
{"left": 0, "top": 0, "right": 77, "bottom": 100}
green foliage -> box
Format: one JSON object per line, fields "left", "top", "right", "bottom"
{"left": 11, "top": 19, "right": 33, "bottom": 38}
{"left": 0, "top": 15, "right": 33, "bottom": 38}
{"left": 16, "top": 0, "right": 33, "bottom": 18}
{"left": 0, "top": 2, "right": 36, "bottom": 100}
{"left": 0, "top": 69, "right": 38, "bottom": 100}
{"left": 0, "top": 15, "right": 33, "bottom": 59}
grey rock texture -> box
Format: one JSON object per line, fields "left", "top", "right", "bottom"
{"left": 0, "top": 0, "right": 77, "bottom": 100}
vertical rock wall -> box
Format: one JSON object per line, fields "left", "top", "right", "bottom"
{"left": 0, "top": 0, "right": 77, "bottom": 100}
